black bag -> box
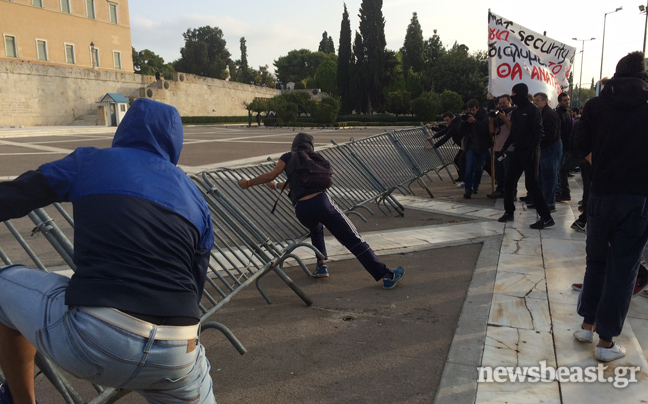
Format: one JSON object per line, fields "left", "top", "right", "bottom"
{"left": 291, "top": 150, "right": 333, "bottom": 189}
{"left": 271, "top": 151, "right": 332, "bottom": 214}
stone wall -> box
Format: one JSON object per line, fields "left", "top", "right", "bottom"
{"left": 0, "top": 60, "right": 280, "bottom": 126}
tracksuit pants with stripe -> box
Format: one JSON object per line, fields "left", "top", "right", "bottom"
{"left": 294, "top": 193, "right": 389, "bottom": 281}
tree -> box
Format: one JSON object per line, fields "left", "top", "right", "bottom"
{"left": 315, "top": 59, "right": 337, "bottom": 94}
{"left": 318, "top": 31, "right": 335, "bottom": 54}
{"left": 358, "top": 0, "right": 387, "bottom": 113}
{"left": 351, "top": 31, "right": 368, "bottom": 113}
{"left": 411, "top": 91, "right": 441, "bottom": 122}
{"left": 174, "top": 26, "right": 231, "bottom": 79}
{"left": 238, "top": 37, "right": 252, "bottom": 83}
{"left": 421, "top": 31, "right": 446, "bottom": 91}
{"left": 385, "top": 91, "right": 411, "bottom": 116}
{"left": 383, "top": 50, "right": 405, "bottom": 93}
{"left": 430, "top": 42, "right": 487, "bottom": 103}
{"left": 311, "top": 96, "right": 341, "bottom": 125}
{"left": 337, "top": 4, "right": 353, "bottom": 114}
{"left": 402, "top": 12, "right": 424, "bottom": 79}
{"left": 274, "top": 49, "right": 336, "bottom": 84}
{"left": 439, "top": 90, "right": 464, "bottom": 113}
{"left": 132, "top": 47, "right": 174, "bottom": 79}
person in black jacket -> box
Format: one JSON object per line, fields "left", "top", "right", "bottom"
{"left": 573, "top": 51, "right": 648, "bottom": 362}
{"left": 498, "top": 83, "right": 555, "bottom": 229}
{"left": 534, "top": 92, "right": 562, "bottom": 211}
{"left": 425, "top": 112, "right": 465, "bottom": 182}
{"left": 458, "top": 99, "right": 490, "bottom": 198}
{"left": 555, "top": 93, "right": 574, "bottom": 201}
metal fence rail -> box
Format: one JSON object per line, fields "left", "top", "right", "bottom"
{"left": 420, "top": 125, "right": 461, "bottom": 181}
{"left": 337, "top": 132, "right": 435, "bottom": 199}
{"left": 316, "top": 143, "right": 404, "bottom": 218}
{"left": 391, "top": 126, "right": 456, "bottom": 182}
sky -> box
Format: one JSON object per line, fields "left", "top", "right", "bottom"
{"left": 129, "top": 0, "right": 647, "bottom": 90}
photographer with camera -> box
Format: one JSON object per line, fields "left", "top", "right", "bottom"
{"left": 487, "top": 94, "right": 514, "bottom": 199}
{"left": 458, "top": 99, "right": 490, "bottom": 199}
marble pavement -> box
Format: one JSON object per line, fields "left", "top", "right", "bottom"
{"left": 296, "top": 179, "right": 648, "bottom": 403}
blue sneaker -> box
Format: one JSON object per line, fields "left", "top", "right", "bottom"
{"left": 312, "top": 263, "right": 329, "bottom": 278}
{"left": 383, "top": 266, "right": 405, "bottom": 289}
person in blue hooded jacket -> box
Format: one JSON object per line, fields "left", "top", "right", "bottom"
{"left": 0, "top": 99, "right": 216, "bottom": 403}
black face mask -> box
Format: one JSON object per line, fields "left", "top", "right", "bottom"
{"left": 511, "top": 93, "right": 528, "bottom": 106}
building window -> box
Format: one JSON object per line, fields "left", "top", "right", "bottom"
{"left": 4, "top": 35, "right": 17, "bottom": 58}
{"left": 33, "top": 0, "right": 43, "bottom": 7}
{"left": 109, "top": 3, "right": 118, "bottom": 24}
{"left": 36, "top": 39, "right": 48, "bottom": 61}
{"left": 113, "top": 51, "right": 121, "bottom": 69}
{"left": 61, "top": 0, "right": 70, "bottom": 13}
{"left": 91, "top": 47, "right": 99, "bottom": 67}
{"left": 65, "top": 44, "right": 75, "bottom": 64}
{"left": 86, "top": 0, "right": 95, "bottom": 19}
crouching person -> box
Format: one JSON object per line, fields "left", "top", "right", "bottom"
{"left": 238, "top": 132, "right": 405, "bottom": 289}
{"left": 0, "top": 99, "right": 216, "bottom": 403}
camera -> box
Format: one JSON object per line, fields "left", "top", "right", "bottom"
{"left": 489, "top": 108, "right": 504, "bottom": 118}
{"left": 460, "top": 112, "right": 473, "bottom": 122}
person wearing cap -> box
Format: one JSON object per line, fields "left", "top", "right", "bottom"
{"left": 497, "top": 83, "right": 555, "bottom": 229}
{"left": 572, "top": 51, "right": 648, "bottom": 362}
{"left": 0, "top": 99, "right": 216, "bottom": 403}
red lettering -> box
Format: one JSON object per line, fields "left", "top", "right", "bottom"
{"left": 531, "top": 66, "right": 540, "bottom": 81}
{"left": 497, "top": 63, "right": 523, "bottom": 80}
{"left": 551, "top": 64, "right": 562, "bottom": 75}
{"left": 489, "top": 28, "right": 510, "bottom": 42}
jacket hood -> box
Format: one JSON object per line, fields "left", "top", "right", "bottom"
{"left": 291, "top": 132, "right": 314, "bottom": 152}
{"left": 600, "top": 77, "right": 648, "bottom": 109}
{"left": 112, "top": 99, "right": 183, "bottom": 165}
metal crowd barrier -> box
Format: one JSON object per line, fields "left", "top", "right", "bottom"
{"left": 390, "top": 127, "right": 455, "bottom": 182}
{"left": 316, "top": 143, "right": 405, "bottom": 218}
{"left": 0, "top": 184, "right": 320, "bottom": 403}
{"left": 334, "top": 132, "right": 435, "bottom": 199}
{"left": 420, "top": 125, "right": 461, "bottom": 181}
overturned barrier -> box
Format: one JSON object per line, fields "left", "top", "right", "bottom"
{"left": 420, "top": 125, "right": 461, "bottom": 180}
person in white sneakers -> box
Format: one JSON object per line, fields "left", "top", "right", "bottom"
{"left": 573, "top": 52, "right": 648, "bottom": 362}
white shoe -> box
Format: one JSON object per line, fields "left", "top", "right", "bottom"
{"left": 640, "top": 290, "right": 648, "bottom": 299}
{"left": 457, "top": 182, "right": 465, "bottom": 188}
{"left": 595, "top": 343, "right": 626, "bottom": 362}
{"left": 573, "top": 328, "right": 594, "bottom": 343}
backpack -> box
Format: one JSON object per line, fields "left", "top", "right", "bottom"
{"left": 271, "top": 150, "right": 332, "bottom": 214}
{"left": 290, "top": 150, "right": 333, "bottom": 189}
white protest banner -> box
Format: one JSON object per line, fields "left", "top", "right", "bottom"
{"left": 488, "top": 11, "right": 576, "bottom": 107}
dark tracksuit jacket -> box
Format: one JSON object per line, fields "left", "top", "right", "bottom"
{"left": 0, "top": 99, "right": 214, "bottom": 320}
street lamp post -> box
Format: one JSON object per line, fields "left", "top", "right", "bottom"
{"left": 90, "top": 41, "right": 95, "bottom": 69}
{"left": 641, "top": 3, "right": 648, "bottom": 53}
{"left": 573, "top": 37, "right": 595, "bottom": 106}
{"left": 600, "top": 6, "right": 623, "bottom": 82}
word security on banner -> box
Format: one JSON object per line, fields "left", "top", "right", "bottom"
{"left": 488, "top": 11, "right": 576, "bottom": 107}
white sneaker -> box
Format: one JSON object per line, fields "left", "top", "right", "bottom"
{"left": 573, "top": 328, "right": 594, "bottom": 343}
{"left": 640, "top": 289, "right": 648, "bottom": 299}
{"left": 595, "top": 343, "right": 626, "bottom": 362}
{"left": 457, "top": 182, "right": 465, "bottom": 188}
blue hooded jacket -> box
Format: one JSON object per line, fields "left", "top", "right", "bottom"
{"left": 0, "top": 99, "right": 214, "bottom": 319}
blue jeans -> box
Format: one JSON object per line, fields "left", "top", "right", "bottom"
{"left": 577, "top": 193, "right": 648, "bottom": 340}
{"left": 0, "top": 266, "right": 216, "bottom": 404}
{"left": 464, "top": 147, "right": 488, "bottom": 195}
{"left": 538, "top": 141, "right": 562, "bottom": 208}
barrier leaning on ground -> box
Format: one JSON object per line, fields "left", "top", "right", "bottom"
{"left": 420, "top": 125, "right": 461, "bottom": 181}
{"left": 0, "top": 127, "right": 457, "bottom": 403}
{"left": 0, "top": 197, "right": 320, "bottom": 403}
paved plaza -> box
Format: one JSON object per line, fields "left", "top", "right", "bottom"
{"left": 1, "top": 125, "right": 648, "bottom": 403}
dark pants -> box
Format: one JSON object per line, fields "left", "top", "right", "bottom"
{"left": 503, "top": 146, "right": 551, "bottom": 218}
{"left": 558, "top": 152, "right": 587, "bottom": 199}
{"left": 577, "top": 193, "right": 648, "bottom": 341}
{"left": 577, "top": 162, "right": 592, "bottom": 224}
{"left": 294, "top": 193, "right": 389, "bottom": 281}
{"left": 539, "top": 141, "right": 562, "bottom": 208}
{"left": 454, "top": 149, "right": 466, "bottom": 182}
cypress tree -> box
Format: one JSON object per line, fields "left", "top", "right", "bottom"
{"left": 358, "top": 0, "right": 386, "bottom": 113}
{"left": 402, "top": 12, "right": 424, "bottom": 79}
{"left": 337, "top": 4, "right": 353, "bottom": 113}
